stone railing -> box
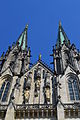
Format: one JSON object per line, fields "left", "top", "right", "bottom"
{"left": 63, "top": 103, "right": 80, "bottom": 118}
{"left": 15, "top": 104, "right": 56, "bottom": 110}
{"left": 14, "top": 104, "right": 57, "bottom": 119}
{"left": 63, "top": 102, "right": 80, "bottom": 109}
{"left": 0, "top": 105, "right": 8, "bottom": 110}
{"left": 0, "top": 105, "right": 8, "bottom": 119}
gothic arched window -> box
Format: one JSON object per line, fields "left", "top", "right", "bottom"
{"left": 0, "top": 82, "right": 5, "bottom": 99}
{"left": 68, "top": 76, "right": 79, "bottom": 101}
{"left": 2, "top": 82, "right": 10, "bottom": 102}
{"left": 0, "top": 79, "right": 11, "bottom": 102}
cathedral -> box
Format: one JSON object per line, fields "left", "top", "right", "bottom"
{"left": 0, "top": 22, "right": 80, "bottom": 120}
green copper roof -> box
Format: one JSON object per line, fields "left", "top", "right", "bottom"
{"left": 56, "top": 22, "right": 69, "bottom": 48}
{"left": 17, "top": 25, "right": 28, "bottom": 51}
{"left": 18, "top": 33, "right": 23, "bottom": 47}
{"left": 22, "top": 33, "right": 26, "bottom": 50}
{"left": 60, "top": 28, "right": 65, "bottom": 44}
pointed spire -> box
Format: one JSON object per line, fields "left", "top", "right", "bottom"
{"left": 25, "top": 24, "right": 28, "bottom": 29}
{"left": 0, "top": 52, "right": 5, "bottom": 61}
{"left": 56, "top": 22, "right": 69, "bottom": 48}
{"left": 39, "top": 54, "right": 41, "bottom": 61}
{"left": 17, "top": 24, "right": 28, "bottom": 51}
{"left": 59, "top": 21, "right": 61, "bottom": 27}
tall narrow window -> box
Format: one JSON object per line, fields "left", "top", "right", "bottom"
{"left": 73, "top": 80, "right": 79, "bottom": 100}
{"left": 0, "top": 82, "right": 5, "bottom": 99}
{"left": 56, "top": 58, "right": 61, "bottom": 74}
{"left": 43, "top": 70, "right": 45, "bottom": 79}
{"left": 68, "top": 82, "right": 74, "bottom": 100}
{"left": 34, "top": 70, "right": 37, "bottom": 80}
{"left": 2, "top": 82, "right": 10, "bottom": 102}
{"left": 68, "top": 77, "right": 79, "bottom": 101}
{"left": 0, "top": 79, "right": 11, "bottom": 102}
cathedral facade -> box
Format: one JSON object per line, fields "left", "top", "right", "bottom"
{"left": 0, "top": 22, "right": 80, "bottom": 120}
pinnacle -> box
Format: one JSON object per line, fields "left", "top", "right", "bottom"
{"left": 59, "top": 21, "right": 61, "bottom": 27}
{"left": 25, "top": 24, "right": 28, "bottom": 29}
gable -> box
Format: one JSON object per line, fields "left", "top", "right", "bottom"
{"left": 24, "top": 60, "right": 53, "bottom": 77}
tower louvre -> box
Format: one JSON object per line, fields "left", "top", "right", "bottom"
{"left": 0, "top": 23, "right": 80, "bottom": 120}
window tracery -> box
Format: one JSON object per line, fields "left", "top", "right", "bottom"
{"left": 0, "top": 79, "right": 11, "bottom": 102}
{"left": 2, "top": 82, "right": 10, "bottom": 102}
{"left": 67, "top": 75, "right": 79, "bottom": 101}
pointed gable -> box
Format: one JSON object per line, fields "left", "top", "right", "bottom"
{"left": 65, "top": 65, "right": 77, "bottom": 75}
{"left": 1, "top": 67, "right": 13, "bottom": 77}
{"left": 24, "top": 60, "right": 53, "bottom": 77}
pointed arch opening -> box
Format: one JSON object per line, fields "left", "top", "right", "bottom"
{"left": 66, "top": 73, "right": 80, "bottom": 101}
{"left": 0, "top": 75, "right": 12, "bottom": 102}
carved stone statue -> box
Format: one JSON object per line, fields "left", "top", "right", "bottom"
{"left": 24, "top": 88, "right": 30, "bottom": 102}
{"left": 45, "top": 87, "right": 51, "bottom": 102}
{"left": 36, "top": 79, "right": 41, "bottom": 90}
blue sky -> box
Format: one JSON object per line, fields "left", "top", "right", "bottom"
{"left": 0, "top": 0, "right": 80, "bottom": 67}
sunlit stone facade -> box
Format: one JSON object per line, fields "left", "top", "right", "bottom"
{"left": 0, "top": 23, "right": 80, "bottom": 120}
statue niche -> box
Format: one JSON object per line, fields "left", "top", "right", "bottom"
{"left": 24, "top": 87, "right": 30, "bottom": 102}
{"left": 24, "top": 72, "right": 32, "bottom": 102}
{"left": 45, "top": 86, "right": 51, "bottom": 102}
{"left": 35, "top": 65, "right": 41, "bottom": 90}
{"left": 35, "top": 78, "right": 41, "bottom": 90}
{"left": 44, "top": 72, "right": 51, "bottom": 102}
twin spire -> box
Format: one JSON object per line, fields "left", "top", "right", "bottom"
{"left": 56, "top": 21, "right": 69, "bottom": 48}
{"left": 17, "top": 24, "right": 28, "bottom": 51}
{"left": 17, "top": 22, "right": 69, "bottom": 51}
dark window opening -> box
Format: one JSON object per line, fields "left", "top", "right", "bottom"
{"left": 0, "top": 82, "right": 5, "bottom": 99}
{"left": 43, "top": 70, "right": 45, "bottom": 79}
{"left": 2, "top": 82, "right": 10, "bottom": 102}
{"left": 34, "top": 70, "right": 37, "bottom": 80}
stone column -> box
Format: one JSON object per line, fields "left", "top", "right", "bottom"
{"left": 5, "top": 103, "right": 14, "bottom": 120}
{"left": 57, "top": 102, "right": 65, "bottom": 120}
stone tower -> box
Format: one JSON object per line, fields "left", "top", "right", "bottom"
{"left": 51, "top": 22, "right": 80, "bottom": 120}
{"left": 0, "top": 25, "right": 56, "bottom": 120}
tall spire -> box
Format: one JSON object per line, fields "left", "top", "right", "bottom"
{"left": 17, "top": 24, "right": 28, "bottom": 51}
{"left": 56, "top": 22, "right": 69, "bottom": 48}
{"left": 59, "top": 21, "right": 61, "bottom": 27}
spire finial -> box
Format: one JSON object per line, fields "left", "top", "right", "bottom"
{"left": 59, "top": 21, "right": 61, "bottom": 27}
{"left": 39, "top": 54, "right": 41, "bottom": 61}
{"left": 25, "top": 24, "right": 28, "bottom": 29}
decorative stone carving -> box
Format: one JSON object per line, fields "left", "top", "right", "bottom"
{"left": 26, "top": 72, "right": 32, "bottom": 89}
{"left": 24, "top": 88, "right": 30, "bottom": 102}
{"left": 34, "top": 66, "right": 41, "bottom": 90}
{"left": 45, "top": 87, "right": 51, "bottom": 102}
{"left": 24, "top": 73, "right": 32, "bottom": 102}
{"left": 34, "top": 91, "right": 38, "bottom": 97}
{"left": 35, "top": 79, "right": 41, "bottom": 90}
{"left": 36, "top": 65, "right": 41, "bottom": 79}
{"left": 45, "top": 72, "right": 50, "bottom": 88}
